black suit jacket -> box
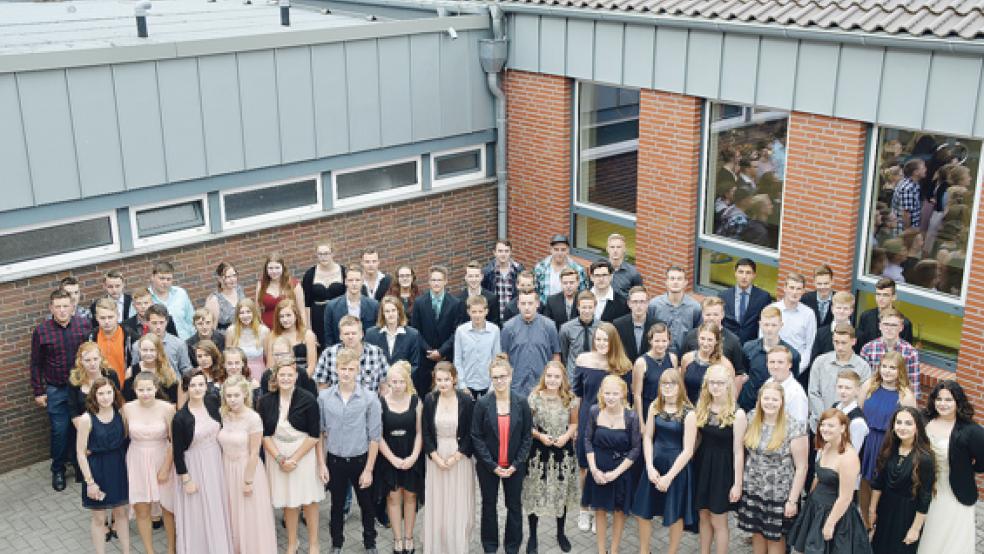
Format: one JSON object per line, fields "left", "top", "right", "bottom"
{"left": 361, "top": 273, "right": 393, "bottom": 303}
{"left": 90, "top": 294, "right": 133, "bottom": 323}
{"left": 613, "top": 314, "right": 656, "bottom": 363}
{"left": 856, "top": 308, "right": 914, "bottom": 350}
{"left": 944, "top": 419, "right": 984, "bottom": 506}
{"left": 719, "top": 285, "right": 772, "bottom": 344}
{"left": 455, "top": 288, "right": 501, "bottom": 328}
{"left": 542, "top": 292, "right": 578, "bottom": 330}
{"left": 801, "top": 291, "right": 834, "bottom": 329}
{"left": 470, "top": 392, "right": 532, "bottom": 472}
{"left": 410, "top": 291, "right": 462, "bottom": 364}
{"left": 422, "top": 390, "right": 474, "bottom": 457}
{"left": 365, "top": 325, "right": 423, "bottom": 373}
{"left": 597, "top": 291, "right": 630, "bottom": 323}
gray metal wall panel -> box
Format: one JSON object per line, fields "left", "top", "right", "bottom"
{"left": 157, "top": 58, "right": 208, "bottom": 183}
{"left": 198, "top": 54, "right": 246, "bottom": 175}
{"left": 237, "top": 51, "right": 282, "bottom": 169}
{"left": 512, "top": 14, "right": 540, "bottom": 72}
{"left": 833, "top": 46, "right": 883, "bottom": 122}
{"left": 685, "top": 31, "right": 722, "bottom": 99}
{"left": 539, "top": 17, "right": 567, "bottom": 75}
{"left": 593, "top": 22, "right": 624, "bottom": 85}
{"left": 565, "top": 19, "right": 594, "bottom": 80}
{"left": 623, "top": 25, "right": 655, "bottom": 89}
{"left": 0, "top": 75, "right": 33, "bottom": 210}
{"left": 409, "top": 34, "right": 442, "bottom": 141}
{"left": 756, "top": 38, "right": 797, "bottom": 109}
{"left": 468, "top": 31, "right": 495, "bottom": 131}
{"left": 346, "top": 40, "right": 382, "bottom": 151}
{"left": 17, "top": 70, "right": 80, "bottom": 204}
{"left": 440, "top": 34, "right": 472, "bottom": 136}
{"left": 378, "top": 36, "right": 414, "bottom": 146}
{"left": 653, "top": 27, "right": 687, "bottom": 93}
{"left": 65, "top": 66, "right": 125, "bottom": 197}
{"left": 878, "top": 50, "right": 931, "bottom": 131}
{"left": 311, "top": 44, "right": 350, "bottom": 157}
{"left": 719, "top": 34, "right": 758, "bottom": 105}
{"left": 793, "top": 42, "right": 839, "bottom": 115}
{"left": 113, "top": 63, "right": 167, "bottom": 190}
{"left": 924, "top": 55, "right": 982, "bottom": 137}
{"left": 275, "top": 47, "right": 317, "bottom": 163}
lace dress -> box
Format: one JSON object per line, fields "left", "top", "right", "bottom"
{"left": 737, "top": 416, "right": 807, "bottom": 541}
{"left": 521, "top": 394, "right": 579, "bottom": 517}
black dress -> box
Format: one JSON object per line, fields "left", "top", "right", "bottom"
{"left": 375, "top": 396, "right": 424, "bottom": 499}
{"left": 788, "top": 466, "right": 872, "bottom": 554}
{"left": 81, "top": 410, "right": 129, "bottom": 509}
{"left": 302, "top": 265, "right": 346, "bottom": 350}
{"left": 693, "top": 412, "right": 737, "bottom": 514}
{"left": 870, "top": 451, "right": 935, "bottom": 554}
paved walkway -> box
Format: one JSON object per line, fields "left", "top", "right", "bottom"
{"left": 2, "top": 460, "right": 982, "bottom": 553}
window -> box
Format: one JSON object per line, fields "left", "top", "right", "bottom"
{"left": 0, "top": 214, "right": 118, "bottom": 277}
{"left": 701, "top": 103, "right": 789, "bottom": 252}
{"left": 130, "top": 196, "right": 208, "bottom": 247}
{"left": 432, "top": 146, "right": 486, "bottom": 187}
{"left": 576, "top": 83, "right": 639, "bottom": 215}
{"left": 573, "top": 214, "right": 636, "bottom": 263}
{"left": 697, "top": 246, "right": 778, "bottom": 296}
{"left": 221, "top": 177, "right": 322, "bottom": 229}
{"left": 861, "top": 128, "right": 981, "bottom": 301}
{"left": 332, "top": 158, "right": 421, "bottom": 206}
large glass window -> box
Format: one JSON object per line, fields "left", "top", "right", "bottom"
{"left": 0, "top": 214, "right": 118, "bottom": 277}
{"left": 702, "top": 103, "right": 788, "bottom": 251}
{"left": 576, "top": 83, "right": 639, "bottom": 215}
{"left": 862, "top": 128, "right": 981, "bottom": 299}
{"left": 573, "top": 214, "right": 636, "bottom": 263}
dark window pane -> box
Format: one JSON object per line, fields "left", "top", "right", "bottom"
{"left": 136, "top": 200, "right": 205, "bottom": 238}
{"left": 703, "top": 103, "right": 788, "bottom": 251}
{"left": 0, "top": 217, "right": 113, "bottom": 266}
{"left": 573, "top": 215, "right": 636, "bottom": 263}
{"left": 224, "top": 179, "right": 318, "bottom": 221}
{"left": 577, "top": 83, "right": 639, "bottom": 214}
{"left": 336, "top": 161, "right": 418, "bottom": 200}
{"left": 435, "top": 149, "right": 482, "bottom": 180}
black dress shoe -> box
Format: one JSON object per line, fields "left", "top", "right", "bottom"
{"left": 52, "top": 472, "right": 66, "bottom": 492}
{"left": 152, "top": 518, "right": 163, "bottom": 530}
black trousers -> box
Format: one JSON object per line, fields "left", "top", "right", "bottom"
{"left": 327, "top": 453, "right": 376, "bottom": 548}
{"left": 476, "top": 463, "right": 525, "bottom": 554}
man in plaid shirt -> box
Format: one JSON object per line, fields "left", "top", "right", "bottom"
{"left": 859, "top": 308, "right": 920, "bottom": 395}
{"left": 480, "top": 239, "right": 524, "bottom": 318}
{"left": 313, "top": 315, "right": 389, "bottom": 393}
{"left": 891, "top": 159, "right": 927, "bottom": 235}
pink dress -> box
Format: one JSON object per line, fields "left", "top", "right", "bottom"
{"left": 218, "top": 410, "right": 277, "bottom": 554}
{"left": 126, "top": 412, "right": 175, "bottom": 512}
{"left": 173, "top": 409, "right": 234, "bottom": 554}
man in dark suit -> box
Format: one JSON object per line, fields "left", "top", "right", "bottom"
{"left": 613, "top": 286, "right": 656, "bottom": 362}
{"left": 589, "top": 260, "right": 629, "bottom": 323}
{"left": 456, "top": 261, "right": 500, "bottom": 327}
{"left": 324, "top": 265, "right": 379, "bottom": 346}
{"left": 542, "top": 267, "right": 580, "bottom": 330}
{"left": 89, "top": 270, "right": 135, "bottom": 323}
{"left": 410, "top": 265, "right": 461, "bottom": 394}
{"left": 801, "top": 264, "right": 835, "bottom": 329}
{"left": 359, "top": 248, "right": 392, "bottom": 302}
{"left": 719, "top": 258, "right": 772, "bottom": 344}
{"left": 855, "top": 278, "right": 914, "bottom": 348}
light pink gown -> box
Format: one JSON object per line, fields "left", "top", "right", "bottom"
{"left": 173, "top": 409, "right": 234, "bottom": 554}
{"left": 218, "top": 410, "right": 277, "bottom": 554}
{"left": 126, "top": 413, "right": 174, "bottom": 512}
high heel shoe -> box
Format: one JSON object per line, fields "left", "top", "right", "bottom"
{"left": 405, "top": 537, "right": 415, "bottom": 554}
{"left": 392, "top": 537, "right": 404, "bottom": 554}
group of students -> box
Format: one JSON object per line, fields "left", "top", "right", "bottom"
{"left": 28, "top": 235, "right": 984, "bottom": 554}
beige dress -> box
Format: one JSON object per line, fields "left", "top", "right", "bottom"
{"left": 265, "top": 410, "right": 324, "bottom": 508}
{"left": 218, "top": 410, "right": 277, "bottom": 554}
{"left": 423, "top": 405, "right": 475, "bottom": 554}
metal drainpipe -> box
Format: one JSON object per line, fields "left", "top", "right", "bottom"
{"left": 480, "top": 4, "right": 509, "bottom": 240}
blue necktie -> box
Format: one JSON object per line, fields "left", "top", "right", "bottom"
{"left": 739, "top": 291, "right": 748, "bottom": 322}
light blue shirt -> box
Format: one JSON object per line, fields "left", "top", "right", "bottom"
{"left": 150, "top": 285, "right": 195, "bottom": 340}
{"left": 453, "top": 321, "right": 501, "bottom": 391}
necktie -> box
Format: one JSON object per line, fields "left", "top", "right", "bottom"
{"left": 582, "top": 321, "right": 592, "bottom": 353}
{"left": 432, "top": 294, "right": 442, "bottom": 320}
{"left": 739, "top": 291, "right": 749, "bottom": 322}
{"left": 819, "top": 300, "right": 829, "bottom": 322}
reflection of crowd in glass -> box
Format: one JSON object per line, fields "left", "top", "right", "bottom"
{"left": 28, "top": 234, "right": 984, "bottom": 554}
{"left": 871, "top": 136, "right": 975, "bottom": 296}
{"left": 712, "top": 125, "right": 787, "bottom": 250}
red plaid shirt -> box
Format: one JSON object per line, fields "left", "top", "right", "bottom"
{"left": 30, "top": 315, "right": 92, "bottom": 396}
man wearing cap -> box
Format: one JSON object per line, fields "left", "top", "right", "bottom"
{"left": 533, "top": 235, "right": 588, "bottom": 304}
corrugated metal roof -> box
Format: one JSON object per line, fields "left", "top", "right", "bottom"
{"left": 500, "top": 0, "right": 984, "bottom": 39}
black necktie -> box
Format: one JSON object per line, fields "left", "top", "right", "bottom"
{"left": 582, "top": 321, "right": 592, "bottom": 353}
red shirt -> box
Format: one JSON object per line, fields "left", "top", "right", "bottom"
{"left": 497, "top": 414, "right": 510, "bottom": 468}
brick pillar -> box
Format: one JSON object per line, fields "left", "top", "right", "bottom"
{"left": 635, "top": 90, "right": 703, "bottom": 293}
{"left": 777, "top": 112, "right": 867, "bottom": 293}
{"left": 957, "top": 195, "right": 984, "bottom": 418}
{"left": 503, "top": 70, "right": 572, "bottom": 268}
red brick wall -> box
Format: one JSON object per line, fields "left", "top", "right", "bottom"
{"left": 0, "top": 184, "right": 497, "bottom": 473}
{"left": 585, "top": 151, "right": 638, "bottom": 214}
{"left": 504, "top": 69, "right": 572, "bottom": 267}
{"left": 958, "top": 186, "right": 984, "bottom": 421}
{"left": 635, "top": 90, "right": 703, "bottom": 292}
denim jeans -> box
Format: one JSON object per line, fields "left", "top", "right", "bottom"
{"left": 46, "top": 385, "right": 71, "bottom": 475}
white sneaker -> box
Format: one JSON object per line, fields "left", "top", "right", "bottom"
{"left": 591, "top": 516, "right": 596, "bottom": 534}
{"left": 577, "top": 510, "right": 590, "bottom": 532}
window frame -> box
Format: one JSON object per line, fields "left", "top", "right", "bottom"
{"left": 695, "top": 100, "right": 790, "bottom": 259}
{"left": 0, "top": 212, "right": 119, "bottom": 278}
{"left": 220, "top": 175, "right": 323, "bottom": 230}
{"left": 129, "top": 194, "right": 210, "bottom": 248}
{"left": 331, "top": 156, "right": 422, "bottom": 208}
{"left": 430, "top": 145, "right": 487, "bottom": 188}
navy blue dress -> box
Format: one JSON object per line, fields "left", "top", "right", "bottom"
{"left": 81, "top": 410, "right": 129, "bottom": 509}
{"left": 580, "top": 406, "right": 641, "bottom": 513}
{"left": 631, "top": 408, "right": 697, "bottom": 532}
{"left": 683, "top": 358, "right": 711, "bottom": 406}
{"left": 639, "top": 353, "right": 672, "bottom": 421}
{"left": 573, "top": 366, "right": 632, "bottom": 468}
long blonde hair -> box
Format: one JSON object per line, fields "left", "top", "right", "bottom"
{"left": 695, "top": 364, "right": 737, "bottom": 428}
{"left": 649, "top": 368, "right": 692, "bottom": 420}
{"left": 136, "top": 334, "right": 177, "bottom": 387}
{"left": 744, "top": 381, "right": 788, "bottom": 451}
{"left": 866, "top": 351, "right": 913, "bottom": 400}
{"left": 228, "top": 298, "right": 264, "bottom": 347}
{"left": 530, "top": 360, "right": 574, "bottom": 408}
{"left": 387, "top": 361, "right": 417, "bottom": 397}
{"left": 595, "top": 322, "right": 632, "bottom": 377}
{"left": 69, "top": 342, "right": 112, "bottom": 387}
